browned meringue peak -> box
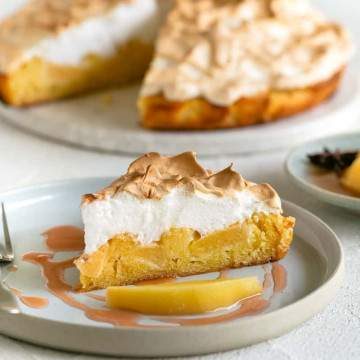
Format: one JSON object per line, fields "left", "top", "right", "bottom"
{"left": 141, "top": 0, "right": 353, "bottom": 105}
{"left": 83, "top": 152, "right": 281, "bottom": 209}
{"left": 0, "top": 0, "right": 127, "bottom": 73}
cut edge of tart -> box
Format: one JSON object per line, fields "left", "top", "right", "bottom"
{"left": 0, "top": 40, "right": 153, "bottom": 106}
{"left": 75, "top": 152, "right": 295, "bottom": 291}
{"left": 0, "top": 0, "right": 160, "bottom": 106}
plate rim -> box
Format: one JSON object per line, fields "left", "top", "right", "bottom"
{"left": 0, "top": 177, "right": 344, "bottom": 331}
{"left": 0, "top": 178, "right": 344, "bottom": 356}
{"left": 285, "top": 131, "right": 360, "bottom": 209}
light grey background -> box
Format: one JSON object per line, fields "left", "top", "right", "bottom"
{"left": 0, "top": 1, "right": 359, "bottom": 359}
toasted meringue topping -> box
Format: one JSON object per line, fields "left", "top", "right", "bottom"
{"left": 141, "top": 0, "right": 354, "bottom": 106}
{"left": 0, "top": 0, "right": 160, "bottom": 73}
{"left": 83, "top": 152, "right": 281, "bottom": 208}
{"left": 81, "top": 152, "right": 282, "bottom": 253}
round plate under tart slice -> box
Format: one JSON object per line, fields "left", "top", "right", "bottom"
{"left": 286, "top": 132, "right": 360, "bottom": 214}
{"left": 0, "top": 178, "right": 343, "bottom": 357}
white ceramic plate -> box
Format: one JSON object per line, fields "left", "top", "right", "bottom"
{"left": 0, "top": 178, "right": 343, "bottom": 357}
{"left": 0, "top": 70, "right": 359, "bottom": 156}
{"left": 286, "top": 132, "right": 360, "bottom": 213}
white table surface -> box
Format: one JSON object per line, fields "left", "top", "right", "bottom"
{"left": 1, "top": 1, "right": 360, "bottom": 359}
{"left": 0, "top": 113, "right": 360, "bottom": 360}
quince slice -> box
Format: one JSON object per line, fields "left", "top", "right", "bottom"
{"left": 341, "top": 155, "right": 360, "bottom": 196}
{"left": 106, "top": 277, "right": 262, "bottom": 315}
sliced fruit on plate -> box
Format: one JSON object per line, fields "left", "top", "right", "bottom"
{"left": 341, "top": 155, "right": 360, "bottom": 195}
{"left": 106, "top": 277, "right": 262, "bottom": 315}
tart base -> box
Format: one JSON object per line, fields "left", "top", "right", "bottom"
{"left": 0, "top": 39, "right": 153, "bottom": 106}
{"left": 138, "top": 70, "right": 344, "bottom": 130}
{"left": 75, "top": 213, "right": 295, "bottom": 291}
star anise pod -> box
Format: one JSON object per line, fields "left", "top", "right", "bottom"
{"left": 308, "top": 148, "right": 358, "bottom": 175}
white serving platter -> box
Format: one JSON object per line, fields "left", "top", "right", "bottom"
{"left": 0, "top": 69, "right": 359, "bottom": 156}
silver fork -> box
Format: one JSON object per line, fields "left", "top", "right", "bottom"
{"left": 0, "top": 203, "right": 20, "bottom": 314}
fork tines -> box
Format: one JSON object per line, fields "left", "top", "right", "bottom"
{"left": 1, "top": 203, "right": 14, "bottom": 263}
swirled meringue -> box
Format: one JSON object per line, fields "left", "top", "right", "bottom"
{"left": 82, "top": 152, "right": 282, "bottom": 253}
{"left": 141, "top": 0, "right": 354, "bottom": 106}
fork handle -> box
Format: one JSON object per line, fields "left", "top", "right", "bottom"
{"left": 0, "top": 280, "right": 20, "bottom": 314}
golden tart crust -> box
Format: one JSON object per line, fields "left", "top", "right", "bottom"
{"left": 139, "top": 69, "right": 344, "bottom": 130}
{"left": 76, "top": 213, "right": 295, "bottom": 290}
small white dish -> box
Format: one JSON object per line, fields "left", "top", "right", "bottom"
{"left": 0, "top": 178, "right": 343, "bottom": 357}
{"left": 0, "top": 70, "right": 359, "bottom": 156}
{"left": 286, "top": 132, "right": 360, "bottom": 213}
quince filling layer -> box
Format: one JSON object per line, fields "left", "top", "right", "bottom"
{"left": 76, "top": 212, "right": 295, "bottom": 291}
{"left": 0, "top": 39, "right": 153, "bottom": 106}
